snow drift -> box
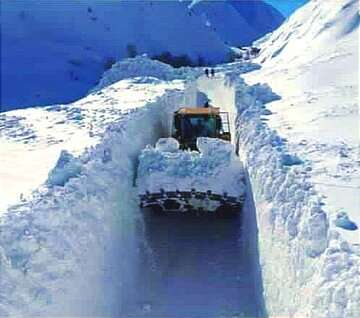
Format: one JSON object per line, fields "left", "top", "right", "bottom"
{"left": 93, "top": 55, "right": 203, "bottom": 92}
{"left": 230, "top": 75, "right": 360, "bottom": 318}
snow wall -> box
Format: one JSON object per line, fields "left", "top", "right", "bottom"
{"left": 0, "top": 88, "right": 184, "bottom": 316}
{"left": 198, "top": 73, "right": 360, "bottom": 318}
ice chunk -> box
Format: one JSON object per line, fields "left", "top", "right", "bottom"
{"left": 334, "top": 211, "right": 358, "bottom": 231}
{"left": 196, "top": 137, "right": 234, "bottom": 158}
{"left": 155, "top": 138, "right": 179, "bottom": 152}
{"left": 46, "top": 150, "right": 82, "bottom": 187}
{"left": 280, "top": 153, "right": 303, "bottom": 166}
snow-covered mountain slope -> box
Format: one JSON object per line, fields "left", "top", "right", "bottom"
{"left": 1, "top": 0, "right": 227, "bottom": 110}
{"left": 245, "top": 0, "right": 359, "bottom": 244}
{"left": 1, "top": 0, "right": 284, "bottom": 111}
{"left": 189, "top": 0, "right": 284, "bottom": 46}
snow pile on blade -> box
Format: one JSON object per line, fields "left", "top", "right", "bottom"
{"left": 137, "top": 137, "right": 245, "bottom": 212}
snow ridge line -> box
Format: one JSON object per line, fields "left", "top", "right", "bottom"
{"left": 227, "top": 74, "right": 360, "bottom": 317}
{"left": 0, "top": 88, "right": 184, "bottom": 317}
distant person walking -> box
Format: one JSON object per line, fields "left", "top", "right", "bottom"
{"left": 210, "top": 68, "right": 215, "bottom": 78}
{"left": 204, "top": 68, "right": 209, "bottom": 77}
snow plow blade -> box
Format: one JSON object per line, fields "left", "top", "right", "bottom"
{"left": 139, "top": 189, "right": 244, "bottom": 214}
{"left": 137, "top": 137, "right": 246, "bottom": 215}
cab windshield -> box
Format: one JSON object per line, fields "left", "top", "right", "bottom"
{"left": 181, "top": 116, "right": 217, "bottom": 140}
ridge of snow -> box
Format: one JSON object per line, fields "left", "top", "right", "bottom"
{"left": 227, "top": 0, "right": 359, "bottom": 314}
{"left": 0, "top": 57, "right": 190, "bottom": 213}
{"left": 230, "top": 75, "right": 359, "bottom": 318}
{"left": 93, "top": 56, "right": 203, "bottom": 92}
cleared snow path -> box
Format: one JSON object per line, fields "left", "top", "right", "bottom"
{"left": 121, "top": 192, "right": 264, "bottom": 318}
{"left": 121, "top": 76, "right": 264, "bottom": 317}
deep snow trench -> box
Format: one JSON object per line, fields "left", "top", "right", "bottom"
{"left": 119, "top": 80, "right": 264, "bottom": 317}
{"left": 121, "top": 200, "right": 264, "bottom": 317}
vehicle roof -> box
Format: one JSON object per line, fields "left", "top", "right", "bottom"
{"left": 176, "top": 107, "right": 220, "bottom": 115}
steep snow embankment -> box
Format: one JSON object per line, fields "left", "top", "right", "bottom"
{"left": 1, "top": 0, "right": 227, "bottom": 109}
{"left": 198, "top": 30, "right": 359, "bottom": 317}
{"left": 0, "top": 58, "right": 187, "bottom": 316}
{"left": 247, "top": 0, "right": 359, "bottom": 244}
{"left": 0, "top": 59, "right": 184, "bottom": 213}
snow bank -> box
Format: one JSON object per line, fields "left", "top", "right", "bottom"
{"left": 197, "top": 47, "right": 360, "bottom": 317}
{"left": 226, "top": 73, "right": 360, "bottom": 318}
{"left": 0, "top": 87, "right": 184, "bottom": 316}
{"left": 245, "top": 0, "right": 359, "bottom": 247}
{"left": 137, "top": 137, "right": 245, "bottom": 200}
{"left": 93, "top": 56, "right": 202, "bottom": 92}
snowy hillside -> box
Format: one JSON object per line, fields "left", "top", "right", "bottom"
{"left": 1, "top": 0, "right": 227, "bottom": 110}
{"left": 189, "top": 0, "right": 284, "bottom": 46}
{"left": 1, "top": 0, "right": 284, "bottom": 110}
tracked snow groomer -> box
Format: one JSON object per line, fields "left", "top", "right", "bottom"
{"left": 137, "top": 106, "right": 246, "bottom": 215}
